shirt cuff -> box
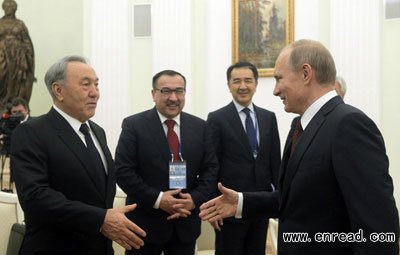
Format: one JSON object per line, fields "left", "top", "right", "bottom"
{"left": 235, "top": 192, "right": 243, "bottom": 219}
{"left": 153, "top": 191, "right": 163, "bottom": 209}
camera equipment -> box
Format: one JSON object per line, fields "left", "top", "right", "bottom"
{"left": 0, "top": 112, "right": 24, "bottom": 154}
{"left": 0, "top": 111, "right": 23, "bottom": 192}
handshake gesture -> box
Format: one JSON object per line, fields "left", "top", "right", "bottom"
{"left": 199, "top": 183, "right": 239, "bottom": 224}
{"left": 101, "top": 204, "right": 146, "bottom": 250}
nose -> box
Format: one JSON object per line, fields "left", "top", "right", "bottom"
{"left": 273, "top": 83, "right": 280, "bottom": 96}
{"left": 88, "top": 84, "right": 99, "bottom": 98}
{"left": 168, "top": 91, "right": 178, "bottom": 101}
{"left": 239, "top": 80, "right": 248, "bottom": 89}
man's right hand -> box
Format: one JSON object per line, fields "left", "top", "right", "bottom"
{"left": 199, "top": 183, "right": 238, "bottom": 223}
{"left": 101, "top": 204, "right": 146, "bottom": 250}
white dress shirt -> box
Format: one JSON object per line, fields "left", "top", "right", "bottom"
{"left": 53, "top": 105, "right": 108, "bottom": 174}
{"left": 153, "top": 111, "right": 182, "bottom": 209}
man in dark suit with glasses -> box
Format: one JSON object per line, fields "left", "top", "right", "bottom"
{"left": 115, "top": 69, "right": 218, "bottom": 255}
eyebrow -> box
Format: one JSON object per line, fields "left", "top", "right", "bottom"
{"left": 81, "top": 77, "right": 99, "bottom": 82}
{"left": 232, "top": 77, "right": 254, "bottom": 81}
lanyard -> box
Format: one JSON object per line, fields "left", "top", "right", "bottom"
{"left": 169, "top": 141, "right": 184, "bottom": 162}
{"left": 253, "top": 118, "right": 259, "bottom": 150}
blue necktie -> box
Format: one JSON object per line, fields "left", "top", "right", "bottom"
{"left": 242, "top": 108, "right": 258, "bottom": 157}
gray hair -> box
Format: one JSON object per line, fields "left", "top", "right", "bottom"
{"left": 44, "top": 55, "right": 88, "bottom": 100}
{"left": 285, "top": 39, "right": 336, "bottom": 86}
{"left": 335, "top": 76, "right": 347, "bottom": 96}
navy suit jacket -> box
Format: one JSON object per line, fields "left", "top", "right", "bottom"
{"left": 115, "top": 107, "right": 218, "bottom": 244}
{"left": 243, "top": 96, "right": 399, "bottom": 255}
{"left": 207, "top": 102, "right": 281, "bottom": 219}
{"left": 11, "top": 108, "right": 116, "bottom": 255}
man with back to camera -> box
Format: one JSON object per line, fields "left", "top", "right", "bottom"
{"left": 206, "top": 61, "right": 281, "bottom": 255}
{"left": 11, "top": 55, "right": 146, "bottom": 255}
{"left": 200, "top": 39, "right": 399, "bottom": 255}
{"left": 115, "top": 69, "right": 218, "bottom": 255}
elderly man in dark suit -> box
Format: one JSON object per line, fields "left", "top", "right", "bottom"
{"left": 115, "top": 70, "right": 218, "bottom": 255}
{"left": 11, "top": 55, "right": 146, "bottom": 255}
{"left": 206, "top": 61, "right": 281, "bottom": 255}
{"left": 200, "top": 39, "right": 399, "bottom": 255}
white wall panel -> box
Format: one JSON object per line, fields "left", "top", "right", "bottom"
{"left": 152, "top": 0, "right": 193, "bottom": 112}
{"left": 87, "top": 0, "right": 130, "bottom": 155}
{"left": 331, "top": 0, "right": 381, "bottom": 125}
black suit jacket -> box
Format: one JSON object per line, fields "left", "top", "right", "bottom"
{"left": 207, "top": 102, "right": 281, "bottom": 220}
{"left": 243, "top": 96, "right": 399, "bottom": 254}
{"left": 115, "top": 107, "right": 218, "bottom": 244}
{"left": 11, "top": 108, "right": 116, "bottom": 255}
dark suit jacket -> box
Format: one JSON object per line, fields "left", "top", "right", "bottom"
{"left": 11, "top": 108, "right": 116, "bottom": 255}
{"left": 207, "top": 102, "right": 281, "bottom": 220}
{"left": 115, "top": 107, "right": 218, "bottom": 244}
{"left": 243, "top": 96, "right": 399, "bottom": 254}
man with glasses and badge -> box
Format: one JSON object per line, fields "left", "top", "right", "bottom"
{"left": 115, "top": 70, "right": 218, "bottom": 255}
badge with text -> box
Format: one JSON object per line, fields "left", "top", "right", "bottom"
{"left": 169, "top": 161, "right": 187, "bottom": 189}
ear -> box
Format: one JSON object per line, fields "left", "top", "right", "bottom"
{"left": 301, "top": 63, "right": 313, "bottom": 84}
{"left": 151, "top": 89, "right": 156, "bottom": 102}
{"left": 52, "top": 83, "right": 64, "bottom": 101}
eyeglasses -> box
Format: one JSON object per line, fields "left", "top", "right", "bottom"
{"left": 155, "top": 87, "right": 186, "bottom": 96}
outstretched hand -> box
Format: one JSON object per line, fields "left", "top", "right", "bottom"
{"left": 101, "top": 204, "right": 146, "bottom": 250}
{"left": 199, "top": 183, "right": 238, "bottom": 223}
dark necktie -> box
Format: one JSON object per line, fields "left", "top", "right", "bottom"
{"left": 291, "top": 120, "right": 303, "bottom": 152}
{"left": 79, "top": 124, "right": 106, "bottom": 189}
{"left": 165, "top": 120, "right": 180, "bottom": 161}
{"left": 242, "top": 108, "right": 258, "bottom": 156}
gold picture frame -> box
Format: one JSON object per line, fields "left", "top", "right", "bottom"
{"left": 232, "top": 0, "right": 294, "bottom": 77}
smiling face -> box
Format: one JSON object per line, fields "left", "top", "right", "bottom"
{"left": 228, "top": 67, "right": 257, "bottom": 107}
{"left": 273, "top": 49, "right": 308, "bottom": 115}
{"left": 53, "top": 61, "right": 99, "bottom": 122}
{"left": 152, "top": 74, "right": 186, "bottom": 118}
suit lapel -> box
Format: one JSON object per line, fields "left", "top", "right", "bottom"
{"left": 48, "top": 109, "right": 105, "bottom": 201}
{"left": 254, "top": 105, "right": 268, "bottom": 156}
{"left": 145, "top": 108, "right": 171, "bottom": 162}
{"left": 225, "top": 102, "right": 254, "bottom": 158}
{"left": 254, "top": 105, "right": 275, "bottom": 188}
{"left": 278, "top": 117, "right": 298, "bottom": 190}
{"left": 180, "top": 113, "right": 192, "bottom": 160}
{"left": 280, "top": 97, "right": 343, "bottom": 211}
{"left": 89, "top": 121, "right": 115, "bottom": 205}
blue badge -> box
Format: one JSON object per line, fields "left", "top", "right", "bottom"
{"left": 169, "top": 161, "right": 187, "bottom": 189}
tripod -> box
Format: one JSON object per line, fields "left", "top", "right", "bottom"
{"left": 0, "top": 135, "right": 13, "bottom": 192}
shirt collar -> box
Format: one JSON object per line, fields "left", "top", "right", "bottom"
{"left": 21, "top": 114, "right": 29, "bottom": 123}
{"left": 232, "top": 100, "right": 255, "bottom": 114}
{"left": 53, "top": 105, "right": 90, "bottom": 133}
{"left": 301, "top": 90, "right": 337, "bottom": 129}
{"left": 157, "top": 111, "right": 181, "bottom": 127}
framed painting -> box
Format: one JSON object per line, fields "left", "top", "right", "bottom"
{"left": 232, "top": 0, "right": 294, "bottom": 77}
